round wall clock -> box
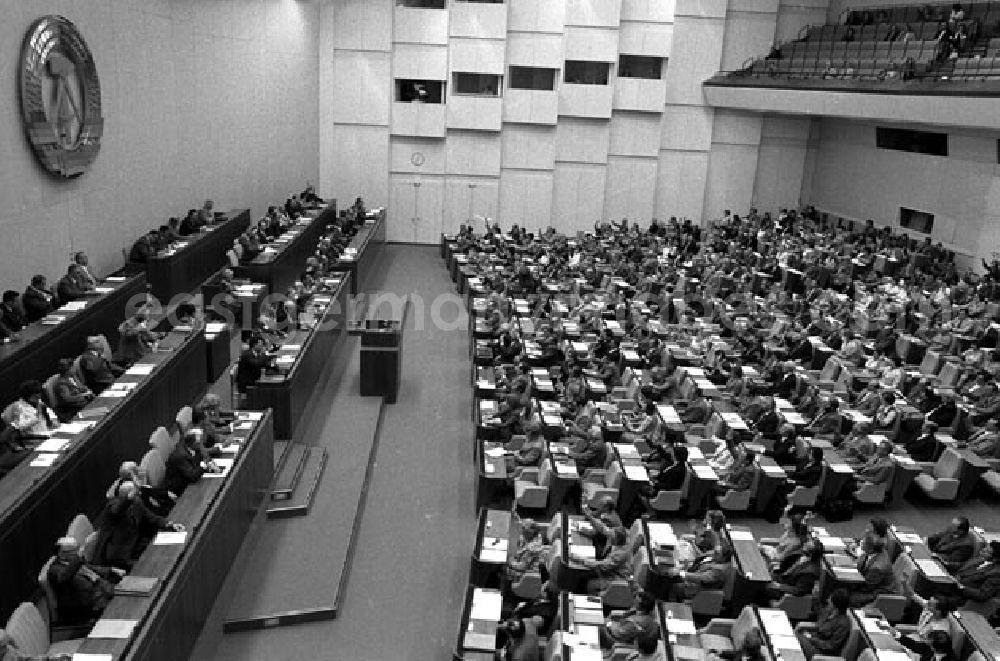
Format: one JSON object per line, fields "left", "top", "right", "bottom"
{"left": 19, "top": 15, "right": 104, "bottom": 178}
{"left": 411, "top": 151, "right": 425, "bottom": 167}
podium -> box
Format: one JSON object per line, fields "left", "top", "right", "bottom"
{"left": 360, "top": 319, "right": 402, "bottom": 403}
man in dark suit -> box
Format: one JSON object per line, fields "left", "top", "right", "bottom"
{"left": 235, "top": 336, "right": 275, "bottom": 392}
{"left": 906, "top": 421, "right": 941, "bottom": 462}
{"left": 47, "top": 537, "right": 122, "bottom": 619}
{"left": 644, "top": 445, "right": 688, "bottom": 497}
{"left": 51, "top": 358, "right": 94, "bottom": 422}
{"left": 164, "top": 432, "right": 220, "bottom": 496}
{"left": 665, "top": 545, "right": 732, "bottom": 600}
{"left": 955, "top": 540, "right": 1000, "bottom": 606}
{"left": 56, "top": 265, "right": 91, "bottom": 303}
{"left": 797, "top": 588, "right": 851, "bottom": 659}
{"left": 769, "top": 539, "right": 824, "bottom": 598}
{"left": 850, "top": 539, "right": 894, "bottom": 606}
{"left": 94, "top": 481, "right": 183, "bottom": 570}
{"left": 22, "top": 274, "right": 56, "bottom": 322}
{"left": 928, "top": 517, "right": 976, "bottom": 572}
{"left": 80, "top": 336, "right": 124, "bottom": 394}
{"left": 789, "top": 447, "right": 824, "bottom": 488}
{"left": 114, "top": 309, "right": 160, "bottom": 367}
{"left": 0, "top": 290, "right": 25, "bottom": 333}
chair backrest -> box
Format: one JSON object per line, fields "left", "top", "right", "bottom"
{"left": 81, "top": 531, "right": 100, "bottom": 563}
{"left": 140, "top": 448, "right": 166, "bottom": 488}
{"left": 820, "top": 359, "right": 841, "bottom": 382}
{"left": 175, "top": 406, "right": 193, "bottom": 435}
{"left": 732, "top": 605, "right": 759, "bottom": 648}
{"left": 36, "top": 557, "right": 58, "bottom": 622}
{"left": 843, "top": 619, "right": 864, "bottom": 661}
{"left": 938, "top": 360, "right": 963, "bottom": 387}
{"left": 606, "top": 461, "right": 624, "bottom": 489}
{"left": 149, "top": 425, "right": 174, "bottom": 456}
{"left": 66, "top": 514, "right": 93, "bottom": 547}
{"left": 42, "top": 373, "right": 59, "bottom": 408}
{"left": 4, "top": 602, "right": 49, "bottom": 654}
{"left": 934, "top": 448, "right": 964, "bottom": 480}
{"left": 227, "top": 250, "right": 239, "bottom": 268}
{"left": 69, "top": 355, "right": 86, "bottom": 385}
{"left": 538, "top": 459, "right": 553, "bottom": 487}
{"left": 919, "top": 350, "right": 943, "bottom": 376}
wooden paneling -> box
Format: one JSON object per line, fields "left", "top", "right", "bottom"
{"left": 499, "top": 170, "right": 554, "bottom": 229}
{"left": 393, "top": 6, "right": 449, "bottom": 44}
{"left": 332, "top": 51, "right": 392, "bottom": 125}
{"left": 450, "top": 39, "right": 507, "bottom": 75}
{"left": 450, "top": 2, "right": 508, "bottom": 39}
{"left": 552, "top": 163, "right": 607, "bottom": 231}
{"left": 446, "top": 132, "right": 502, "bottom": 176}
{"left": 394, "top": 44, "right": 449, "bottom": 80}
{"left": 501, "top": 125, "right": 557, "bottom": 170}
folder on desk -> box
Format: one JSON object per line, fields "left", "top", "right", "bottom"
{"left": 35, "top": 437, "right": 71, "bottom": 453}
{"left": 89, "top": 618, "right": 137, "bottom": 639}
{"left": 73, "top": 653, "right": 113, "bottom": 661}
{"left": 30, "top": 453, "right": 60, "bottom": 468}
{"left": 203, "top": 457, "right": 234, "bottom": 478}
{"left": 114, "top": 575, "right": 159, "bottom": 596}
{"left": 79, "top": 406, "right": 110, "bottom": 419}
{"left": 125, "top": 364, "right": 155, "bottom": 376}
{"left": 59, "top": 421, "right": 95, "bottom": 434}
{"left": 153, "top": 531, "right": 188, "bottom": 545}
{"left": 463, "top": 630, "right": 495, "bottom": 651}
{"left": 236, "top": 411, "right": 264, "bottom": 421}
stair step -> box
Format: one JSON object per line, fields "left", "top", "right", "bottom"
{"left": 266, "top": 447, "right": 328, "bottom": 519}
{"left": 270, "top": 442, "right": 310, "bottom": 501}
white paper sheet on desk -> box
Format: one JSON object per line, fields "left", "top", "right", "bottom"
{"left": 666, "top": 618, "right": 697, "bottom": 635}
{"left": 556, "top": 463, "right": 578, "bottom": 476}
{"left": 125, "top": 364, "right": 155, "bottom": 376}
{"left": 759, "top": 610, "right": 795, "bottom": 636}
{"left": 771, "top": 634, "right": 803, "bottom": 652}
{"left": 861, "top": 617, "right": 885, "bottom": 634}
{"left": 236, "top": 411, "right": 264, "bottom": 421}
{"left": 915, "top": 559, "right": 949, "bottom": 578}
{"left": 41, "top": 316, "right": 64, "bottom": 325}
{"left": 470, "top": 589, "right": 502, "bottom": 620}
{"left": 729, "top": 530, "right": 755, "bottom": 541}
{"left": 283, "top": 344, "right": 303, "bottom": 350}
{"left": 479, "top": 548, "right": 507, "bottom": 563}
{"left": 484, "top": 447, "right": 506, "bottom": 459}
{"left": 106, "top": 276, "right": 127, "bottom": 282}
{"left": 895, "top": 532, "right": 923, "bottom": 544}
{"left": 205, "top": 322, "right": 227, "bottom": 333}
{"left": 102, "top": 390, "right": 128, "bottom": 398}
{"left": 573, "top": 625, "right": 601, "bottom": 647}
{"left": 89, "top": 618, "right": 137, "bottom": 639}
{"left": 572, "top": 593, "right": 604, "bottom": 611}
{"left": 877, "top": 652, "right": 912, "bottom": 661}
{"left": 570, "top": 544, "right": 596, "bottom": 560}
{"left": 203, "top": 457, "right": 234, "bottom": 477}
{"left": 220, "top": 442, "right": 241, "bottom": 454}
{"left": 30, "top": 453, "right": 59, "bottom": 467}
{"left": 94, "top": 286, "right": 115, "bottom": 294}
{"left": 693, "top": 465, "right": 717, "bottom": 479}
{"left": 107, "top": 381, "right": 137, "bottom": 391}
{"left": 624, "top": 465, "right": 649, "bottom": 481}
{"left": 74, "top": 654, "right": 113, "bottom": 661}
{"left": 35, "top": 438, "right": 70, "bottom": 453}
{"left": 61, "top": 301, "right": 87, "bottom": 312}
{"left": 153, "top": 531, "right": 188, "bottom": 545}
{"left": 58, "top": 421, "right": 94, "bottom": 434}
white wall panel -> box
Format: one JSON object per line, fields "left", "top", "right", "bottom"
{"left": 332, "top": 51, "right": 391, "bottom": 125}
{"left": 565, "top": 27, "right": 620, "bottom": 61}
{"left": 556, "top": 119, "right": 611, "bottom": 164}
{"left": 394, "top": 44, "right": 449, "bottom": 80}
{"left": 444, "top": 177, "right": 500, "bottom": 234}
{"left": 559, "top": 85, "right": 614, "bottom": 118}
{"left": 448, "top": 97, "right": 504, "bottom": 131}
{"left": 609, "top": 113, "right": 662, "bottom": 158}
{"left": 552, "top": 163, "right": 608, "bottom": 231}
{"left": 705, "top": 144, "right": 758, "bottom": 220}
{"left": 390, "top": 138, "right": 447, "bottom": 174}
{"left": 393, "top": 6, "right": 449, "bottom": 44}
{"left": 450, "top": 39, "right": 507, "bottom": 75}
{"left": 604, "top": 157, "right": 658, "bottom": 220}
{"left": 566, "top": 0, "right": 623, "bottom": 27}
{"left": 451, "top": 2, "right": 509, "bottom": 39}
{"left": 622, "top": 0, "right": 677, "bottom": 22}
{"left": 663, "top": 16, "right": 725, "bottom": 106}
{"left": 618, "top": 21, "right": 673, "bottom": 57}
{"left": 500, "top": 170, "right": 555, "bottom": 228}
{"left": 446, "top": 132, "right": 502, "bottom": 176}
{"left": 655, "top": 150, "right": 709, "bottom": 221}
{"left": 504, "top": 90, "right": 560, "bottom": 125}
{"left": 508, "top": 0, "right": 567, "bottom": 33}
{"left": 332, "top": 0, "right": 392, "bottom": 51}
{"left": 329, "top": 125, "right": 390, "bottom": 208}
{"left": 613, "top": 78, "right": 666, "bottom": 112}
{"left": 389, "top": 175, "right": 445, "bottom": 243}
{"left": 506, "top": 32, "right": 565, "bottom": 68}
{"left": 502, "top": 126, "right": 558, "bottom": 170}
{"left": 660, "top": 105, "right": 715, "bottom": 151}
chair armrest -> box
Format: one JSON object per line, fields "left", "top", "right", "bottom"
{"left": 582, "top": 469, "right": 608, "bottom": 484}
{"left": 702, "top": 618, "right": 737, "bottom": 637}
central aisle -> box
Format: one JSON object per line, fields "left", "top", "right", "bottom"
{"left": 211, "top": 244, "right": 477, "bottom": 660}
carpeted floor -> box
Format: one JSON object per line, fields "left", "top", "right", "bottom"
{"left": 205, "top": 244, "right": 477, "bottom": 661}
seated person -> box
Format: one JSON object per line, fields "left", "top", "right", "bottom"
{"left": 789, "top": 447, "right": 824, "bottom": 489}
{"left": 954, "top": 540, "right": 1000, "bottom": 607}
{"left": 838, "top": 421, "right": 876, "bottom": 460}
{"left": 763, "top": 516, "right": 810, "bottom": 572}
{"left": 579, "top": 497, "right": 623, "bottom": 557}
{"left": 715, "top": 449, "right": 756, "bottom": 495}
{"left": 22, "top": 275, "right": 56, "bottom": 323}
{"left": 707, "top": 628, "right": 764, "bottom": 661}
{"left": 898, "top": 588, "right": 958, "bottom": 661}
{"left": 796, "top": 588, "right": 851, "bottom": 660}
{"left": 80, "top": 335, "right": 124, "bottom": 394}
{"left": 504, "top": 428, "right": 545, "bottom": 472}
{"left": 114, "top": 309, "right": 160, "bottom": 367}
{"left": 164, "top": 430, "right": 220, "bottom": 497}
{"left": 510, "top": 581, "right": 559, "bottom": 637}
{"left": 94, "top": 480, "right": 184, "bottom": 570}
{"left": 873, "top": 392, "right": 900, "bottom": 431}
{"left": 708, "top": 434, "right": 740, "bottom": 476}
{"left": 71, "top": 254, "right": 97, "bottom": 291}
{"left": 1, "top": 290, "right": 26, "bottom": 333}
{"left": 505, "top": 519, "right": 548, "bottom": 583}
{"left": 768, "top": 538, "right": 824, "bottom": 598}
{"left": 643, "top": 444, "right": 687, "bottom": 497}
{"left": 681, "top": 389, "right": 711, "bottom": 424}
{"left": 750, "top": 398, "right": 781, "bottom": 438}
{"left": 178, "top": 209, "right": 204, "bottom": 235}
{"left": 906, "top": 421, "right": 941, "bottom": 462}
{"left": 51, "top": 357, "right": 95, "bottom": 422}
{"left": 163, "top": 217, "right": 182, "bottom": 242}
{"left": 0, "top": 419, "right": 31, "bottom": 474}
{"left": 599, "top": 591, "right": 659, "bottom": 650}
{"left": 55, "top": 265, "right": 93, "bottom": 302}
{"left": 640, "top": 366, "right": 672, "bottom": 401}
{"left": 567, "top": 427, "right": 608, "bottom": 473}
{"left": 129, "top": 232, "right": 157, "bottom": 262}
{"left": 47, "top": 536, "right": 122, "bottom": 620}
{"left": 665, "top": 545, "right": 732, "bottom": 601}
{"left": 851, "top": 539, "right": 894, "bottom": 606}
{"left": 2, "top": 380, "right": 56, "bottom": 440}
{"left": 236, "top": 337, "right": 275, "bottom": 394}
{"left": 805, "top": 399, "right": 842, "bottom": 439}
{"left": 499, "top": 616, "right": 543, "bottom": 661}
{"left": 967, "top": 419, "right": 1000, "bottom": 458}
{"left": 623, "top": 402, "right": 660, "bottom": 443}
{"left": 198, "top": 200, "right": 215, "bottom": 225}
{"left": 854, "top": 440, "right": 894, "bottom": 491}
{"left": 574, "top": 527, "right": 632, "bottom": 595}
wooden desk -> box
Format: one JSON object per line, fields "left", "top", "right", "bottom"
{"left": 470, "top": 508, "right": 512, "bottom": 587}
{"left": 849, "top": 608, "right": 908, "bottom": 660}
{"left": 138, "top": 209, "right": 251, "bottom": 302}
{"left": 820, "top": 449, "right": 855, "bottom": 501}
{"left": 73, "top": 411, "right": 273, "bottom": 661}
{"left": 454, "top": 586, "right": 502, "bottom": 660}
{"left": 725, "top": 525, "right": 772, "bottom": 609}
{"left": 246, "top": 276, "right": 350, "bottom": 439}
{"left": 660, "top": 602, "right": 701, "bottom": 661}
{"left": 0, "top": 273, "right": 146, "bottom": 407}
{"left": 755, "top": 607, "right": 807, "bottom": 661}
{"left": 0, "top": 329, "right": 208, "bottom": 617}
{"left": 888, "top": 525, "right": 959, "bottom": 597}
{"left": 203, "top": 322, "right": 232, "bottom": 383}
{"left": 546, "top": 443, "right": 580, "bottom": 517}
{"left": 954, "top": 610, "right": 1000, "bottom": 660}
{"left": 329, "top": 209, "right": 386, "bottom": 295}
{"left": 685, "top": 448, "right": 720, "bottom": 517}
{"left": 201, "top": 275, "right": 268, "bottom": 326}
{"left": 477, "top": 441, "right": 509, "bottom": 511}
{"left": 241, "top": 207, "right": 334, "bottom": 296}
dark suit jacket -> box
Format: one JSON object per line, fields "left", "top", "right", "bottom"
{"left": 0, "top": 302, "right": 25, "bottom": 332}
{"left": 852, "top": 551, "right": 894, "bottom": 604}
{"left": 236, "top": 349, "right": 272, "bottom": 392}
{"left": 907, "top": 433, "right": 940, "bottom": 462}
{"left": 811, "top": 607, "right": 851, "bottom": 654}
{"left": 95, "top": 496, "right": 167, "bottom": 569}
{"left": 775, "top": 558, "right": 822, "bottom": 596}
{"left": 956, "top": 559, "right": 1000, "bottom": 602}
{"left": 80, "top": 351, "right": 116, "bottom": 393}
{"left": 47, "top": 555, "right": 114, "bottom": 618}
{"left": 115, "top": 318, "right": 156, "bottom": 366}
{"left": 164, "top": 443, "right": 204, "bottom": 496}
{"left": 52, "top": 375, "right": 91, "bottom": 422}
{"left": 654, "top": 461, "right": 686, "bottom": 492}
{"left": 791, "top": 460, "right": 823, "bottom": 488}
{"left": 22, "top": 286, "right": 54, "bottom": 322}
{"left": 56, "top": 274, "right": 86, "bottom": 302}
{"left": 928, "top": 531, "right": 976, "bottom": 570}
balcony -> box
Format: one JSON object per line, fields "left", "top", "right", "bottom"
{"left": 504, "top": 89, "right": 559, "bottom": 124}
{"left": 450, "top": 1, "right": 508, "bottom": 39}
{"left": 559, "top": 83, "right": 613, "bottom": 118}
{"left": 447, "top": 95, "right": 503, "bottom": 130}
{"left": 613, "top": 77, "right": 665, "bottom": 112}
{"left": 392, "top": 102, "right": 447, "bottom": 138}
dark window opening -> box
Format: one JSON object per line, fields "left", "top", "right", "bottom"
{"left": 395, "top": 79, "right": 445, "bottom": 103}
{"left": 900, "top": 207, "right": 935, "bottom": 234}
{"left": 564, "top": 60, "right": 611, "bottom": 85}
{"left": 508, "top": 66, "right": 557, "bottom": 90}
{"left": 876, "top": 127, "right": 948, "bottom": 156}
{"left": 453, "top": 73, "right": 502, "bottom": 96}
{"left": 396, "top": 0, "right": 446, "bottom": 8}
{"left": 618, "top": 55, "right": 664, "bottom": 79}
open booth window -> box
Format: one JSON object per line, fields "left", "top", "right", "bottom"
{"left": 396, "top": 0, "right": 446, "bottom": 8}
{"left": 618, "top": 55, "right": 664, "bottom": 79}
{"left": 899, "top": 207, "right": 934, "bottom": 234}
{"left": 876, "top": 127, "right": 948, "bottom": 156}
{"left": 452, "top": 73, "right": 502, "bottom": 96}
{"left": 395, "top": 79, "right": 445, "bottom": 103}
{"left": 508, "top": 66, "right": 557, "bottom": 90}
{"left": 564, "top": 61, "right": 611, "bottom": 85}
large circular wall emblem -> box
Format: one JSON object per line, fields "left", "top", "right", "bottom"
{"left": 19, "top": 16, "right": 103, "bottom": 178}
